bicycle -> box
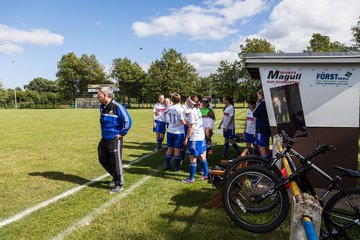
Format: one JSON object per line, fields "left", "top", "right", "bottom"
{"left": 222, "top": 131, "right": 360, "bottom": 239}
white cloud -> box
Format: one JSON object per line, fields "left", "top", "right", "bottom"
{"left": 0, "top": 24, "right": 64, "bottom": 46}
{"left": 253, "top": 0, "right": 360, "bottom": 52}
{"left": 132, "top": 0, "right": 267, "bottom": 40}
{"left": 0, "top": 24, "right": 64, "bottom": 54}
{"left": 0, "top": 43, "right": 23, "bottom": 54}
{"left": 186, "top": 51, "right": 238, "bottom": 76}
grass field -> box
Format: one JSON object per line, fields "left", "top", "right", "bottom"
{"left": 0, "top": 108, "right": 355, "bottom": 240}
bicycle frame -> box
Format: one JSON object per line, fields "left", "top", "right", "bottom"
{"left": 262, "top": 138, "right": 360, "bottom": 236}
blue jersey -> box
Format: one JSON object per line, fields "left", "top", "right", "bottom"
{"left": 100, "top": 99, "right": 132, "bottom": 141}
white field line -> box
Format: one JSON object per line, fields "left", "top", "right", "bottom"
{"left": 0, "top": 150, "right": 158, "bottom": 229}
{"left": 52, "top": 175, "right": 153, "bottom": 240}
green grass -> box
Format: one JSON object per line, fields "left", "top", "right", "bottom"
{"left": 0, "top": 108, "right": 352, "bottom": 239}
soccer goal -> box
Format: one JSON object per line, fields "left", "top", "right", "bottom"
{"left": 75, "top": 98, "right": 101, "bottom": 109}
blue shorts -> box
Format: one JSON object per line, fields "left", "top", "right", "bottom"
{"left": 167, "top": 132, "right": 184, "bottom": 149}
{"left": 153, "top": 120, "right": 166, "bottom": 134}
{"left": 223, "top": 129, "right": 236, "bottom": 139}
{"left": 255, "top": 132, "right": 270, "bottom": 147}
{"left": 188, "top": 140, "right": 206, "bottom": 157}
{"left": 244, "top": 132, "right": 255, "bottom": 144}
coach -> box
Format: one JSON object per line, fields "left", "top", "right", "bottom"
{"left": 97, "top": 87, "right": 132, "bottom": 194}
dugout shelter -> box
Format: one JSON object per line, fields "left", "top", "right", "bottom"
{"left": 245, "top": 52, "right": 360, "bottom": 187}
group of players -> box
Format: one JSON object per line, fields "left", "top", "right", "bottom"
{"left": 152, "top": 90, "right": 271, "bottom": 184}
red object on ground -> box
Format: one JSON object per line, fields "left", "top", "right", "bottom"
{"left": 281, "top": 168, "right": 291, "bottom": 189}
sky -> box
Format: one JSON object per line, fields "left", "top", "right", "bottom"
{"left": 0, "top": 0, "right": 359, "bottom": 89}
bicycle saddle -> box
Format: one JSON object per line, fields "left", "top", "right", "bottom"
{"left": 333, "top": 165, "right": 360, "bottom": 178}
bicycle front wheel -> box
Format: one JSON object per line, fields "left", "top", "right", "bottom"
{"left": 323, "top": 187, "right": 360, "bottom": 239}
{"left": 222, "top": 165, "right": 289, "bottom": 233}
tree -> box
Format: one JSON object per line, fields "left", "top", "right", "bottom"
{"left": 24, "top": 77, "right": 59, "bottom": 93}
{"left": 0, "top": 82, "right": 7, "bottom": 107}
{"left": 110, "top": 58, "right": 146, "bottom": 103}
{"left": 305, "top": 33, "right": 347, "bottom": 52}
{"left": 56, "top": 53, "right": 108, "bottom": 102}
{"left": 237, "top": 38, "right": 277, "bottom": 101}
{"left": 209, "top": 61, "right": 241, "bottom": 99}
{"left": 351, "top": 17, "right": 360, "bottom": 50}
{"left": 145, "top": 48, "right": 199, "bottom": 102}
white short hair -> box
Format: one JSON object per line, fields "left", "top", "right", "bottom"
{"left": 99, "top": 87, "right": 113, "bottom": 97}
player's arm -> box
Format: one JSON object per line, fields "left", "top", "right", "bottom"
{"left": 184, "top": 123, "right": 193, "bottom": 146}
{"left": 184, "top": 112, "right": 194, "bottom": 145}
{"left": 152, "top": 105, "right": 157, "bottom": 128}
{"left": 117, "top": 105, "right": 132, "bottom": 137}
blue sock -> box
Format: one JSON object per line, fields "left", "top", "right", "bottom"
{"left": 232, "top": 142, "right": 242, "bottom": 155}
{"left": 189, "top": 163, "right": 197, "bottom": 180}
{"left": 181, "top": 149, "right": 185, "bottom": 161}
{"left": 174, "top": 156, "right": 181, "bottom": 171}
{"left": 165, "top": 154, "right": 172, "bottom": 168}
{"left": 261, "top": 154, "right": 271, "bottom": 160}
{"left": 200, "top": 159, "right": 208, "bottom": 176}
{"left": 223, "top": 142, "right": 229, "bottom": 156}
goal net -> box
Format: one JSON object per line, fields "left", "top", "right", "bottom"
{"left": 75, "top": 98, "right": 100, "bottom": 109}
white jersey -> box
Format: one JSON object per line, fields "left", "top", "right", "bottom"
{"left": 202, "top": 117, "right": 214, "bottom": 130}
{"left": 245, "top": 109, "right": 256, "bottom": 134}
{"left": 167, "top": 104, "right": 185, "bottom": 134}
{"left": 188, "top": 108, "right": 205, "bottom": 141}
{"left": 182, "top": 104, "right": 192, "bottom": 123}
{"left": 153, "top": 103, "right": 167, "bottom": 122}
{"left": 223, "top": 105, "right": 235, "bottom": 129}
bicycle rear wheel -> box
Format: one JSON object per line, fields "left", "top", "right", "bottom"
{"left": 222, "top": 166, "right": 289, "bottom": 233}
{"left": 323, "top": 187, "right": 360, "bottom": 239}
{"left": 223, "top": 155, "right": 282, "bottom": 180}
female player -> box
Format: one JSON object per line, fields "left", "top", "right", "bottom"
{"left": 253, "top": 89, "right": 271, "bottom": 159}
{"left": 218, "top": 96, "right": 241, "bottom": 157}
{"left": 182, "top": 95, "right": 208, "bottom": 183}
{"left": 243, "top": 99, "right": 257, "bottom": 153}
{"left": 200, "top": 97, "right": 215, "bottom": 155}
{"left": 153, "top": 94, "right": 166, "bottom": 151}
{"left": 165, "top": 93, "right": 186, "bottom": 171}
{"left": 181, "top": 96, "right": 196, "bottom": 164}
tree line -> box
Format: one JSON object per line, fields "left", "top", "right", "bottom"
{"left": 0, "top": 17, "right": 359, "bottom": 108}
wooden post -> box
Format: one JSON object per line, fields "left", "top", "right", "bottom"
{"left": 273, "top": 135, "right": 322, "bottom": 240}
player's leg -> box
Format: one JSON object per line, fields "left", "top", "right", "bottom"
{"left": 256, "top": 132, "right": 270, "bottom": 159}
{"left": 198, "top": 141, "right": 208, "bottom": 180}
{"left": 98, "top": 139, "right": 113, "bottom": 178}
{"left": 157, "top": 122, "right": 166, "bottom": 151}
{"left": 108, "top": 138, "right": 124, "bottom": 194}
{"left": 173, "top": 133, "right": 184, "bottom": 171}
{"left": 165, "top": 132, "right": 174, "bottom": 170}
{"left": 228, "top": 129, "right": 242, "bottom": 156}
{"left": 182, "top": 141, "right": 197, "bottom": 183}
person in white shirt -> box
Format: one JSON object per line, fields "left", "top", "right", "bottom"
{"left": 243, "top": 99, "right": 257, "bottom": 152}
{"left": 165, "top": 93, "right": 186, "bottom": 171}
{"left": 200, "top": 97, "right": 215, "bottom": 156}
{"left": 218, "top": 96, "right": 242, "bottom": 157}
{"left": 182, "top": 96, "right": 208, "bottom": 183}
{"left": 153, "top": 95, "right": 167, "bottom": 151}
{"left": 180, "top": 97, "right": 195, "bottom": 163}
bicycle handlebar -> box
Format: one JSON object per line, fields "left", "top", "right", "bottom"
{"left": 280, "top": 130, "right": 295, "bottom": 145}
{"left": 304, "top": 144, "right": 337, "bottom": 161}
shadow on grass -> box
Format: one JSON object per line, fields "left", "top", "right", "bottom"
{"left": 28, "top": 171, "right": 111, "bottom": 190}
